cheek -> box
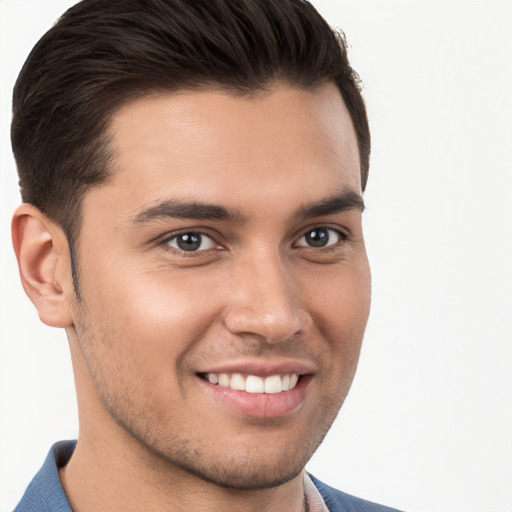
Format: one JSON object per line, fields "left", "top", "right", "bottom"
{"left": 82, "top": 256, "right": 224, "bottom": 331}
{"left": 76, "top": 266, "right": 232, "bottom": 403}
{"left": 72, "top": 268, "right": 219, "bottom": 412}
{"left": 305, "top": 260, "right": 371, "bottom": 334}
{"left": 305, "top": 263, "right": 370, "bottom": 388}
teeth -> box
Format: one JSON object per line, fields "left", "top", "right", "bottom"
{"left": 204, "top": 372, "right": 300, "bottom": 393}
{"left": 246, "top": 375, "right": 264, "bottom": 393}
{"left": 218, "top": 373, "right": 230, "bottom": 387}
{"left": 230, "top": 373, "right": 245, "bottom": 391}
{"left": 264, "top": 375, "right": 282, "bottom": 394}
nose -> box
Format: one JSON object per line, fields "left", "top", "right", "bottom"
{"left": 222, "top": 251, "right": 311, "bottom": 344}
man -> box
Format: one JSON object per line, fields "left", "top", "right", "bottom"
{"left": 10, "top": 0, "right": 402, "bottom": 510}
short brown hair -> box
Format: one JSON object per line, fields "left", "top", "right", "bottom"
{"left": 11, "top": 0, "right": 370, "bottom": 250}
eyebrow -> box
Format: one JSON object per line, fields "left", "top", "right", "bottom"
{"left": 296, "top": 189, "right": 365, "bottom": 219}
{"left": 129, "top": 199, "right": 247, "bottom": 225}
{"left": 128, "top": 188, "right": 364, "bottom": 227}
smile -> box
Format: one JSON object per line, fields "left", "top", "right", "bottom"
{"left": 203, "top": 373, "right": 300, "bottom": 394}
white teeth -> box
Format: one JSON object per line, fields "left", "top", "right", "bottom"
{"left": 264, "top": 375, "right": 282, "bottom": 394}
{"left": 245, "top": 375, "right": 265, "bottom": 393}
{"left": 230, "top": 373, "right": 245, "bottom": 391}
{"left": 204, "top": 373, "right": 300, "bottom": 394}
{"left": 218, "top": 373, "right": 230, "bottom": 387}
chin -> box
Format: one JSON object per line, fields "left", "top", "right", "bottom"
{"left": 142, "top": 424, "right": 331, "bottom": 491}
{"left": 170, "top": 454, "right": 307, "bottom": 490}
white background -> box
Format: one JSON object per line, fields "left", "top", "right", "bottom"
{"left": 1, "top": 1, "right": 511, "bottom": 511}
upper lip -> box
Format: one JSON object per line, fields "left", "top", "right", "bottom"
{"left": 196, "top": 358, "right": 317, "bottom": 377}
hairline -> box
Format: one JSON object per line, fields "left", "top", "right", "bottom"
{"left": 67, "top": 77, "right": 364, "bottom": 295}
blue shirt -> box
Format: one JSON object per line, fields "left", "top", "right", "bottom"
{"left": 14, "top": 441, "right": 404, "bottom": 512}
{"left": 14, "top": 441, "right": 75, "bottom": 512}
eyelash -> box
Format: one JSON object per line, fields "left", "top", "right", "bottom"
{"left": 160, "top": 230, "right": 221, "bottom": 255}
{"left": 160, "top": 226, "right": 348, "bottom": 256}
{"left": 294, "top": 227, "right": 348, "bottom": 249}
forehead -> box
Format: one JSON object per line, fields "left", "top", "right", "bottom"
{"left": 86, "top": 83, "right": 361, "bottom": 219}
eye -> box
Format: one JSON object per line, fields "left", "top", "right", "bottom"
{"left": 295, "top": 227, "right": 344, "bottom": 248}
{"left": 164, "top": 232, "right": 218, "bottom": 252}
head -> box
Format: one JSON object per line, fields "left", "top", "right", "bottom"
{"left": 11, "top": 0, "right": 371, "bottom": 494}
{"left": 11, "top": 0, "right": 370, "bottom": 269}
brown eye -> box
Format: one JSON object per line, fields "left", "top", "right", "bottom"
{"left": 296, "top": 228, "right": 343, "bottom": 248}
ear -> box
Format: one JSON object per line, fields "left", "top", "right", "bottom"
{"left": 12, "top": 204, "right": 74, "bottom": 328}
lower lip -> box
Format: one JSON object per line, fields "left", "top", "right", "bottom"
{"left": 198, "top": 376, "right": 311, "bottom": 418}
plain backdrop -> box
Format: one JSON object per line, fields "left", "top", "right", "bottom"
{"left": 1, "top": 1, "right": 511, "bottom": 511}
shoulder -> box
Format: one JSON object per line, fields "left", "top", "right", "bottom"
{"left": 310, "top": 474, "right": 405, "bottom": 512}
{"left": 14, "top": 441, "right": 75, "bottom": 512}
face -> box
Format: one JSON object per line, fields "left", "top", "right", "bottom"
{"left": 68, "top": 82, "right": 371, "bottom": 489}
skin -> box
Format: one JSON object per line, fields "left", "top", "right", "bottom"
{"left": 13, "top": 82, "right": 371, "bottom": 512}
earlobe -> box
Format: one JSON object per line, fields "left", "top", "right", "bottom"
{"left": 12, "top": 204, "right": 74, "bottom": 328}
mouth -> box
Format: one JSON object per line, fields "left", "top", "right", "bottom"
{"left": 196, "top": 369, "right": 311, "bottom": 418}
{"left": 199, "top": 372, "right": 300, "bottom": 394}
